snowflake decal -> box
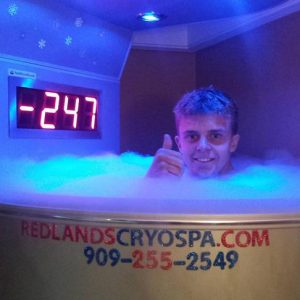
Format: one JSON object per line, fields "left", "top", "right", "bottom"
{"left": 8, "top": 3, "right": 18, "bottom": 16}
{"left": 65, "top": 35, "right": 72, "bottom": 46}
{"left": 75, "top": 17, "right": 83, "bottom": 27}
{"left": 38, "top": 39, "right": 46, "bottom": 49}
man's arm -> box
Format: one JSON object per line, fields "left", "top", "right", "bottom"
{"left": 146, "top": 134, "right": 184, "bottom": 177}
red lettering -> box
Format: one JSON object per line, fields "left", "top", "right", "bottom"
{"left": 51, "top": 224, "right": 60, "bottom": 241}
{"left": 21, "top": 220, "right": 29, "bottom": 236}
{"left": 40, "top": 223, "right": 51, "bottom": 239}
{"left": 62, "top": 225, "right": 74, "bottom": 241}
{"left": 75, "top": 225, "right": 88, "bottom": 243}
{"left": 236, "top": 231, "right": 251, "bottom": 247}
{"left": 221, "top": 230, "right": 235, "bottom": 248}
{"left": 252, "top": 229, "right": 270, "bottom": 247}
{"left": 104, "top": 227, "right": 115, "bottom": 245}
{"left": 31, "top": 221, "right": 39, "bottom": 238}
{"left": 90, "top": 228, "right": 104, "bottom": 244}
{"left": 20, "top": 221, "right": 119, "bottom": 245}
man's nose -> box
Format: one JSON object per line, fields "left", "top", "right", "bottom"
{"left": 196, "top": 137, "right": 211, "bottom": 151}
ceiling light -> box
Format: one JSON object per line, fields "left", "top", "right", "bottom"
{"left": 137, "top": 11, "right": 165, "bottom": 23}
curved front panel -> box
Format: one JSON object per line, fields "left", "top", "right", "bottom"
{"left": 1, "top": 205, "right": 300, "bottom": 300}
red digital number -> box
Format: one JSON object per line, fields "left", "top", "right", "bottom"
{"left": 17, "top": 87, "right": 98, "bottom": 131}
{"left": 64, "top": 96, "right": 79, "bottom": 129}
{"left": 84, "top": 97, "right": 97, "bottom": 129}
{"left": 40, "top": 92, "right": 59, "bottom": 129}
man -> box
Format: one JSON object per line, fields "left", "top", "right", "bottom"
{"left": 147, "top": 87, "right": 240, "bottom": 178}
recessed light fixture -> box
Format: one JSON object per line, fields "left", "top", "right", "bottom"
{"left": 137, "top": 11, "right": 166, "bottom": 23}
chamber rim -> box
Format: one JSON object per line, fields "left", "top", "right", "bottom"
{"left": 1, "top": 202, "right": 300, "bottom": 227}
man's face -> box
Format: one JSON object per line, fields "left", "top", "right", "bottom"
{"left": 175, "top": 114, "right": 240, "bottom": 178}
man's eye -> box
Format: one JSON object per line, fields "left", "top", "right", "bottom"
{"left": 208, "top": 132, "right": 227, "bottom": 145}
{"left": 185, "top": 134, "right": 198, "bottom": 141}
{"left": 211, "top": 133, "right": 222, "bottom": 139}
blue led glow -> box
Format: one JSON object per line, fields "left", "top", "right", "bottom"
{"left": 9, "top": 78, "right": 34, "bottom": 123}
{"left": 22, "top": 78, "right": 35, "bottom": 88}
{"left": 138, "top": 12, "right": 162, "bottom": 23}
{"left": 1, "top": 153, "right": 300, "bottom": 215}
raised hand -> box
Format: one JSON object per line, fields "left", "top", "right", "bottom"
{"left": 146, "top": 134, "right": 184, "bottom": 177}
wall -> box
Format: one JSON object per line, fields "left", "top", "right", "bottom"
{"left": 0, "top": 0, "right": 132, "bottom": 159}
{"left": 196, "top": 12, "right": 300, "bottom": 158}
{"left": 0, "top": 0, "right": 131, "bottom": 77}
{"left": 121, "top": 12, "right": 300, "bottom": 159}
{"left": 0, "top": 58, "right": 120, "bottom": 160}
{"left": 120, "top": 49, "right": 196, "bottom": 154}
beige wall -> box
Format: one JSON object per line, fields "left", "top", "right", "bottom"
{"left": 121, "top": 12, "right": 300, "bottom": 158}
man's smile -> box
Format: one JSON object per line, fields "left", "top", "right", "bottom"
{"left": 193, "top": 157, "right": 215, "bottom": 163}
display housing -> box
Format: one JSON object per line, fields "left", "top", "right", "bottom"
{"left": 9, "top": 77, "right": 101, "bottom": 139}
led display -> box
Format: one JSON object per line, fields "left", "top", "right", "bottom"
{"left": 17, "top": 87, "right": 98, "bottom": 131}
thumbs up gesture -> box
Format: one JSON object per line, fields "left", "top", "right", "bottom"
{"left": 146, "top": 134, "right": 184, "bottom": 177}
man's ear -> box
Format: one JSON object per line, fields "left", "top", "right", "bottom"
{"left": 175, "top": 135, "right": 181, "bottom": 152}
{"left": 230, "top": 134, "right": 240, "bottom": 153}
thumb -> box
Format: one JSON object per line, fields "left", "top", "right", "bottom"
{"left": 162, "top": 134, "right": 173, "bottom": 150}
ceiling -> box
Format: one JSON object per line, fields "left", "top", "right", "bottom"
{"left": 53, "top": 0, "right": 287, "bottom": 31}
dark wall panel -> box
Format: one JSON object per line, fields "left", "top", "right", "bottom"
{"left": 121, "top": 12, "right": 300, "bottom": 158}
{"left": 121, "top": 49, "right": 196, "bottom": 154}
{"left": 196, "top": 12, "right": 300, "bottom": 158}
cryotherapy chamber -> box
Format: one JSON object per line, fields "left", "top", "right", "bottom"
{"left": 1, "top": 0, "right": 300, "bottom": 299}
